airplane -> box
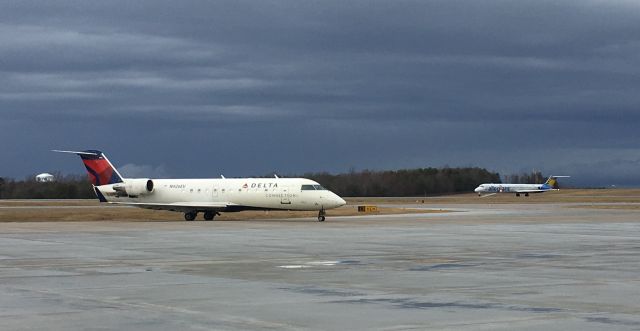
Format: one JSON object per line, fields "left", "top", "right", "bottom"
{"left": 54, "top": 150, "right": 346, "bottom": 221}
{"left": 474, "top": 175, "right": 570, "bottom": 197}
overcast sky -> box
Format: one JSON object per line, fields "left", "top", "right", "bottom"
{"left": 2, "top": 0, "right": 640, "bottom": 186}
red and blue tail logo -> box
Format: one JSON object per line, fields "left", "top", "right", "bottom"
{"left": 79, "top": 150, "right": 124, "bottom": 186}
{"left": 53, "top": 150, "right": 124, "bottom": 186}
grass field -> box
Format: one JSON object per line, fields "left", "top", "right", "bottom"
{"left": 1, "top": 189, "right": 639, "bottom": 222}
{"left": 0, "top": 203, "right": 436, "bottom": 222}
{"left": 347, "top": 189, "right": 640, "bottom": 204}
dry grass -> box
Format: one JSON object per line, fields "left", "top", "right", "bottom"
{"left": 569, "top": 204, "right": 640, "bottom": 210}
{"left": 348, "top": 189, "right": 640, "bottom": 204}
{"left": 0, "top": 200, "right": 97, "bottom": 207}
{"left": 0, "top": 204, "right": 436, "bottom": 222}
{"left": 2, "top": 188, "right": 639, "bottom": 222}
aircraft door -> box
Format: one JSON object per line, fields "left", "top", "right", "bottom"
{"left": 281, "top": 185, "right": 291, "bottom": 205}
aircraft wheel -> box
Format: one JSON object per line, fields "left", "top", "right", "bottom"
{"left": 516, "top": 193, "right": 520, "bottom": 197}
{"left": 204, "top": 211, "right": 215, "bottom": 221}
{"left": 318, "top": 215, "right": 325, "bottom": 222}
{"left": 525, "top": 193, "right": 529, "bottom": 197}
{"left": 318, "top": 209, "right": 326, "bottom": 222}
{"left": 184, "top": 212, "right": 197, "bottom": 221}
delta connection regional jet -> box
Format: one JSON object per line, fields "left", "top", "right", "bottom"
{"left": 54, "top": 150, "right": 346, "bottom": 221}
{"left": 474, "top": 176, "right": 570, "bottom": 197}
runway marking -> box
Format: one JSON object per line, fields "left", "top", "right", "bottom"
{"left": 306, "top": 260, "right": 340, "bottom": 266}
{"left": 278, "top": 260, "right": 360, "bottom": 269}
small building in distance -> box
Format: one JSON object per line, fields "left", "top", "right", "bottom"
{"left": 35, "top": 173, "right": 55, "bottom": 182}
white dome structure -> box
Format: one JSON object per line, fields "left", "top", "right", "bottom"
{"left": 35, "top": 173, "right": 55, "bottom": 182}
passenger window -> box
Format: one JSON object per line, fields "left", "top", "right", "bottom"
{"left": 301, "top": 185, "right": 315, "bottom": 190}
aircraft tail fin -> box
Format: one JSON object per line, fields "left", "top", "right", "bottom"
{"left": 544, "top": 175, "right": 570, "bottom": 189}
{"left": 53, "top": 150, "right": 124, "bottom": 186}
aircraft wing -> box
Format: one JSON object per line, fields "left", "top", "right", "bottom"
{"left": 108, "top": 201, "right": 234, "bottom": 212}
{"left": 513, "top": 189, "right": 553, "bottom": 194}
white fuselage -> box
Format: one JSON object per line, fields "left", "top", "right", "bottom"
{"left": 98, "top": 177, "right": 346, "bottom": 212}
{"left": 473, "top": 183, "right": 550, "bottom": 194}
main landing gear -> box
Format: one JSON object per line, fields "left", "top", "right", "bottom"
{"left": 204, "top": 211, "right": 220, "bottom": 221}
{"left": 185, "top": 211, "right": 197, "bottom": 221}
{"left": 317, "top": 208, "right": 326, "bottom": 222}
{"left": 184, "top": 211, "right": 221, "bottom": 221}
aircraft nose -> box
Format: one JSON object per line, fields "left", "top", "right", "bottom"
{"left": 474, "top": 187, "right": 480, "bottom": 192}
{"left": 330, "top": 193, "right": 346, "bottom": 207}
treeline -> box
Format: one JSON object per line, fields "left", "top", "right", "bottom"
{"left": 0, "top": 174, "right": 95, "bottom": 199}
{"left": 501, "top": 171, "right": 546, "bottom": 184}
{"left": 2, "top": 167, "right": 505, "bottom": 199}
{"left": 302, "top": 167, "right": 501, "bottom": 197}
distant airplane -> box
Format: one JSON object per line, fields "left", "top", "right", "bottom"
{"left": 54, "top": 150, "right": 346, "bottom": 221}
{"left": 474, "top": 176, "right": 570, "bottom": 197}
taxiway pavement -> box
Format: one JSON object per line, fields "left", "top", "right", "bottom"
{"left": 1, "top": 203, "right": 639, "bottom": 330}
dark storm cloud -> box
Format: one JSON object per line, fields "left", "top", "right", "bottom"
{"left": 1, "top": 0, "right": 640, "bottom": 185}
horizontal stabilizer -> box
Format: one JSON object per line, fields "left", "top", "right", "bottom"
{"left": 52, "top": 150, "right": 101, "bottom": 156}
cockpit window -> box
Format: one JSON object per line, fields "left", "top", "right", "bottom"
{"left": 301, "top": 185, "right": 316, "bottom": 190}
{"left": 313, "top": 185, "right": 326, "bottom": 190}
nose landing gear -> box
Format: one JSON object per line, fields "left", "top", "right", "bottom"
{"left": 318, "top": 208, "right": 326, "bottom": 222}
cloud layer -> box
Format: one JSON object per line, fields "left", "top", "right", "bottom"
{"left": 2, "top": 1, "right": 640, "bottom": 186}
